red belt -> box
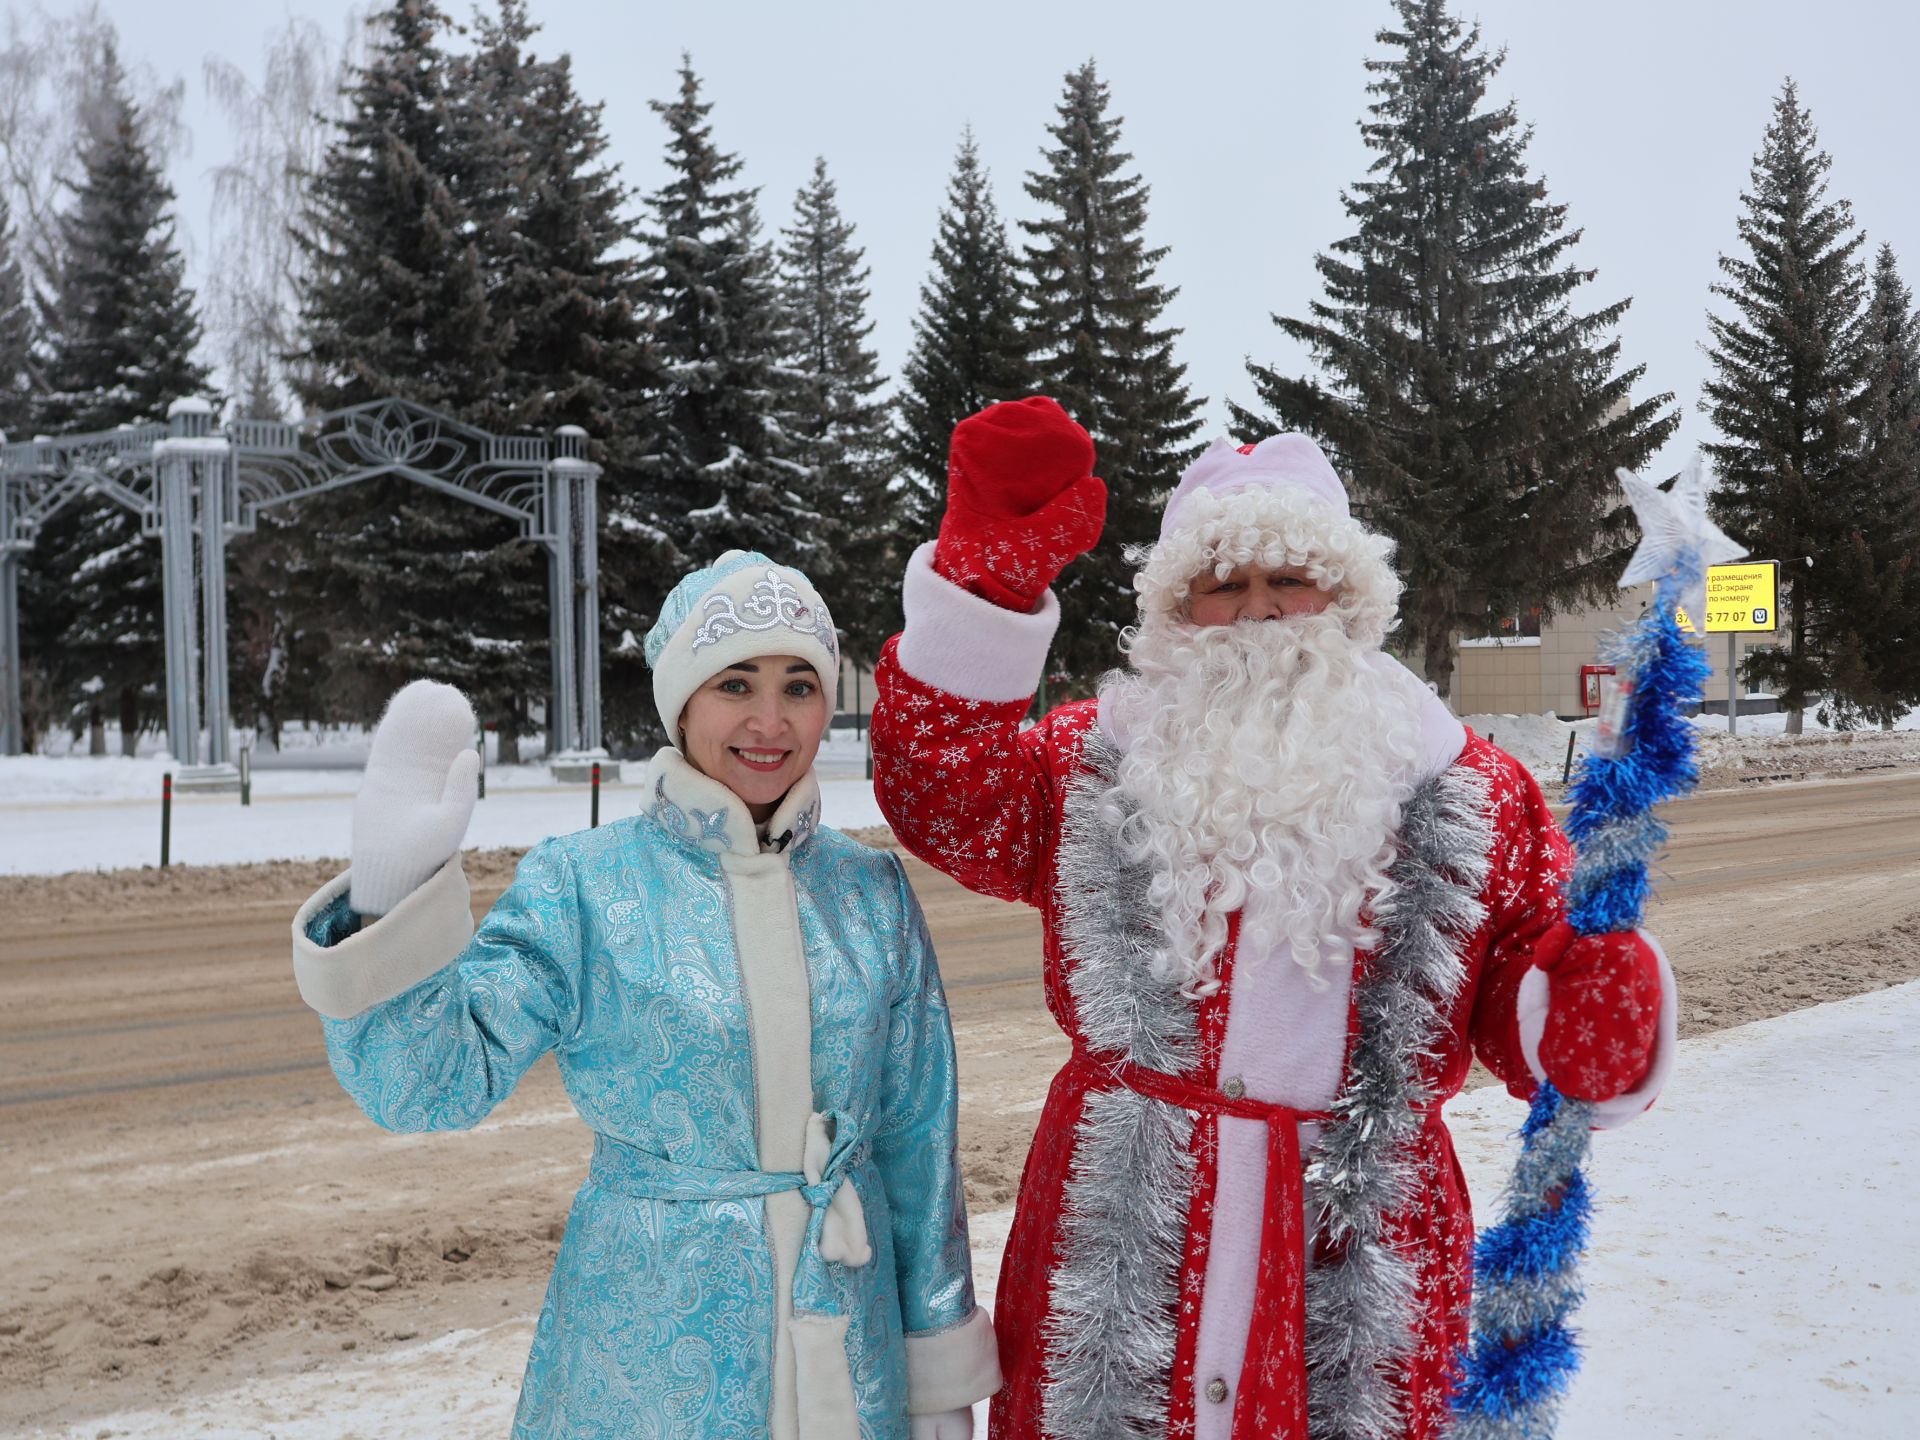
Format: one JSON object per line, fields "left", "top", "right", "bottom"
{"left": 1075, "top": 1047, "right": 1328, "bottom": 1439}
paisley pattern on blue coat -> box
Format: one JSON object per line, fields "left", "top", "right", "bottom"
{"left": 313, "top": 778, "right": 975, "bottom": 1439}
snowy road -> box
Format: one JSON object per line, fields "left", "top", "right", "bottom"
{"left": 22, "top": 981, "right": 1918, "bottom": 1438}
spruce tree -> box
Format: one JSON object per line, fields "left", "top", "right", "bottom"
{"left": 0, "top": 195, "right": 33, "bottom": 435}
{"left": 895, "top": 129, "right": 1034, "bottom": 545}
{"left": 637, "top": 59, "right": 820, "bottom": 590}
{"left": 778, "top": 157, "right": 888, "bottom": 667}
{"left": 459, "top": 0, "right": 664, "bottom": 752}
{"left": 1237, "top": 0, "right": 1676, "bottom": 702}
{"left": 1824, "top": 243, "right": 1920, "bottom": 726}
{"left": 1702, "top": 79, "right": 1872, "bottom": 733}
{"left": 1021, "top": 62, "right": 1204, "bottom": 680}
{"left": 26, "top": 44, "right": 211, "bottom": 753}
{"left": 290, "top": 0, "right": 541, "bottom": 731}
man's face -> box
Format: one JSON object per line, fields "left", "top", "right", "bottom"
{"left": 1184, "top": 563, "right": 1337, "bottom": 627}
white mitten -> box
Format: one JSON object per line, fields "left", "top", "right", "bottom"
{"left": 350, "top": 680, "right": 480, "bottom": 917}
{"left": 910, "top": 1408, "right": 974, "bottom": 1440}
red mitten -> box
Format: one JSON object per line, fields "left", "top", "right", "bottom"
{"left": 1530, "top": 922, "right": 1663, "bottom": 1102}
{"left": 934, "top": 396, "right": 1107, "bottom": 611}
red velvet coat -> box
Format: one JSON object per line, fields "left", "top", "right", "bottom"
{"left": 871, "top": 638, "right": 1576, "bottom": 1440}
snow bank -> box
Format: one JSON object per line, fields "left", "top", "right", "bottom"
{"left": 1457, "top": 710, "right": 1590, "bottom": 786}
{"left": 36, "top": 981, "right": 1920, "bottom": 1438}
{"left": 0, "top": 768, "right": 888, "bottom": 876}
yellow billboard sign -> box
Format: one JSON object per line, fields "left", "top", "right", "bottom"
{"left": 1675, "top": 561, "right": 1779, "bottom": 634}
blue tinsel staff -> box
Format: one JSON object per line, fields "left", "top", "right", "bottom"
{"left": 1448, "top": 456, "right": 1744, "bottom": 1438}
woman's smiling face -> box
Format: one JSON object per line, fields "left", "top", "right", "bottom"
{"left": 678, "top": 653, "right": 830, "bottom": 822}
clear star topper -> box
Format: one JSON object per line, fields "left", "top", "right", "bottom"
{"left": 1615, "top": 453, "right": 1747, "bottom": 627}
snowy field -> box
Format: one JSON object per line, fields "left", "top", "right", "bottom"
{"left": 23, "top": 979, "right": 1919, "bottom": 1439}
{"left": 0, "top": 728, "right": 887, "bottom": 876}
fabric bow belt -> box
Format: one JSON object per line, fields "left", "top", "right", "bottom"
{"left": 589, "top": 1111, "right": 871, "bottom": 1439}
{"left": 1076, "top": 1046, "right": 1330, "bottom": 1440}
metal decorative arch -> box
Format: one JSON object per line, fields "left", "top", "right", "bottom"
{"left": 0, "top": 396, "right": 603, "bottom": 766}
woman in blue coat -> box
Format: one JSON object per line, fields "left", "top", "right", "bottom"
{"left": 291, "top": 552, "right": 996, "bottom": 1440}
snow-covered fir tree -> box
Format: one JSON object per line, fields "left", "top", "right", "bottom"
{"left": 637, "top": 59, "right": 821, "bottom": 594}
{"left": 459, "top": 0, "right": 663, "bottom": 752}
{"left": 1236, "top": 0, "right": 1676, "bottom": 703}
{"left": 895, "top": 129, "right": 1034, "bottom": 547}
{"left": 1021, "top": 62, "right": 1204, "bottom": 680}
{"left": 26, "top": 43, "right": 210, "bottom": 753}
{"left": 0, "top": 195, "right": 33, "bottom": 435}
{"left": 290, "top": 0, "right": 543, "bottom": 731}
{"left": 777, "top": 157, "right": 889, "bottom": 667}
{"left": 1703, "top": 79, "right": 1872, "bottom": 733}
{"left": 1823, "top": 243, "right": 1920, "bottom": 727}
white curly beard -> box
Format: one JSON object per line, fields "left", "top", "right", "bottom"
{"left": 1097, "top": 612, "right": 1428, "bottom": 991}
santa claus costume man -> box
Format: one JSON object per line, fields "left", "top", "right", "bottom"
{"left": 869, "top": 398, "right": 1676, "bottom": 1440}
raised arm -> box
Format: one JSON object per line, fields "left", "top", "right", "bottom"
{"left": 288, "top": 680, "right": 584, "bottom": 1131}
{"left": 295, "top": 840, "right": 586, "bottom": 1131}
{"left": 872, "top": 398, "right": 1105, "bottom": 906}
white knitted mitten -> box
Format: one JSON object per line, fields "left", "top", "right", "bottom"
{"left": 350, "top": 680, "right": 481, "bottom": 917}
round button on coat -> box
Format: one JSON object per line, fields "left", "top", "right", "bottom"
{"left": 1221, "top": 1075, "right": 1246, "bottom": 1100}
{"left": 1205, "top": 1378, "right": 1229, "bottom": 1404}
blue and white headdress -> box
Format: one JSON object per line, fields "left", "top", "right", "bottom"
{"left": 644, "top": 550, "right": 839, "bottom": 739}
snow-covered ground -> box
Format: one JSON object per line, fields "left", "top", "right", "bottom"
{"left": 28, "top": 980, "right": 1920, "bottom": 1439}
{"left": 0, "top": 728, "right": 888, "bottom": 875}
{"left": 1459, "top": 704, "right": 1919, "bottom": 789}
{"left": 7, "top": 707, "right": 1917, "bottom": 875}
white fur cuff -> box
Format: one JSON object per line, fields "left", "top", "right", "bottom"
{"left": 906, "top": 1305, "right": 1001, "bottom": 1414}
{"left": 896, "top": 542, "right": 1058, "bottom": 703}
{"left": 291, "top": 855, "right": 476, "bottom": 1019}
{"left": 1517, "top": 928, "right": 1679, "bottom": 1130}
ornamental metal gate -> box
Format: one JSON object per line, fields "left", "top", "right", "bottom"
{"left": 0, "top": 396, "right": 603, "bottom": 763}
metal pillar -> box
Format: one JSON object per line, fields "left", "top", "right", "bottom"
{"left": 1, "top": 472, "right": 20, "bottom": 756}
{"left": 199, "top": 445, "right": 233, "bottom": 765}
{"left": 571, "top": 451, "right": 602, "bottom": 754}
{"left": 545, "top": 458, "right": 578, "bottom": 755}
{"left": 542, "top": 428, "right": 602, "bottom": 764}
{"left": 1727, "top": 632, "right": 1739, "bottom": 737}
{"left": 158, "top": 435, "right": 200, "bottom": 765}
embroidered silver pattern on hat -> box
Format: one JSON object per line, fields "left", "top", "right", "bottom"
{"left": 691, "top": 567, "right": 838, "bottom": 663}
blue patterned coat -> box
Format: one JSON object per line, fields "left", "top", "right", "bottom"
{"left": 292, "top": 751, "right": 999, "bottom": 1439}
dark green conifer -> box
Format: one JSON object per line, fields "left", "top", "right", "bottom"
{"left": 1020, "top": 62, "right": 1204, "bottom": 680}
{"left": 27, "top": 44, "right": 211, "bottom": 752}
{"left": 1238, "top": 0, "right": 1676, "bottom": 701}
{"left": 895, "top": 130, "right": 1034, "bottom": 546}
{"left": 1703, "top": 79, "right": 1872, "bottom": 731}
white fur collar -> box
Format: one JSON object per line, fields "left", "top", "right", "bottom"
{"left": 643, "top": 747, "right": 822, "bottom": 858}
{"left": 1095, "top": 648, "right": 1464, "bottom": 786}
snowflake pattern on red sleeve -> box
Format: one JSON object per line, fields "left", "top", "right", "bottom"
{"left": 1461, "top": 734, "right": 1576, "bottom": 1097}
{"left": 871, "top": 635, "right": 1098, "bottom": 906}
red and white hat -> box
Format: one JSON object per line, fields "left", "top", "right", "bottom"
{"left": 1159, "top": 434, "right": 1350, "bottom": 536}
{"left": 1134, "top": 434, "right": 1401, "bottom": 640}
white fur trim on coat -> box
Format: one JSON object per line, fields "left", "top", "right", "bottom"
{"left": 896, "top": 541, "right": 1059, "bottom": 703}
{"left": 791, "top": 1313, "right": 861, "bottom": 1438}
{"left": 291, "top": 855, "right": 475, "bottom": 1020}
{"left": 1517, "top": 928, "right": 1678, "bottom": 1130}
{"left": 906, "top": 1305, "right": 1001, "bottom": 1414}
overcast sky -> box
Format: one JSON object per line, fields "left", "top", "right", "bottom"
{"left": 81, "top": 0, "right": 1920, "bottom": 481}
